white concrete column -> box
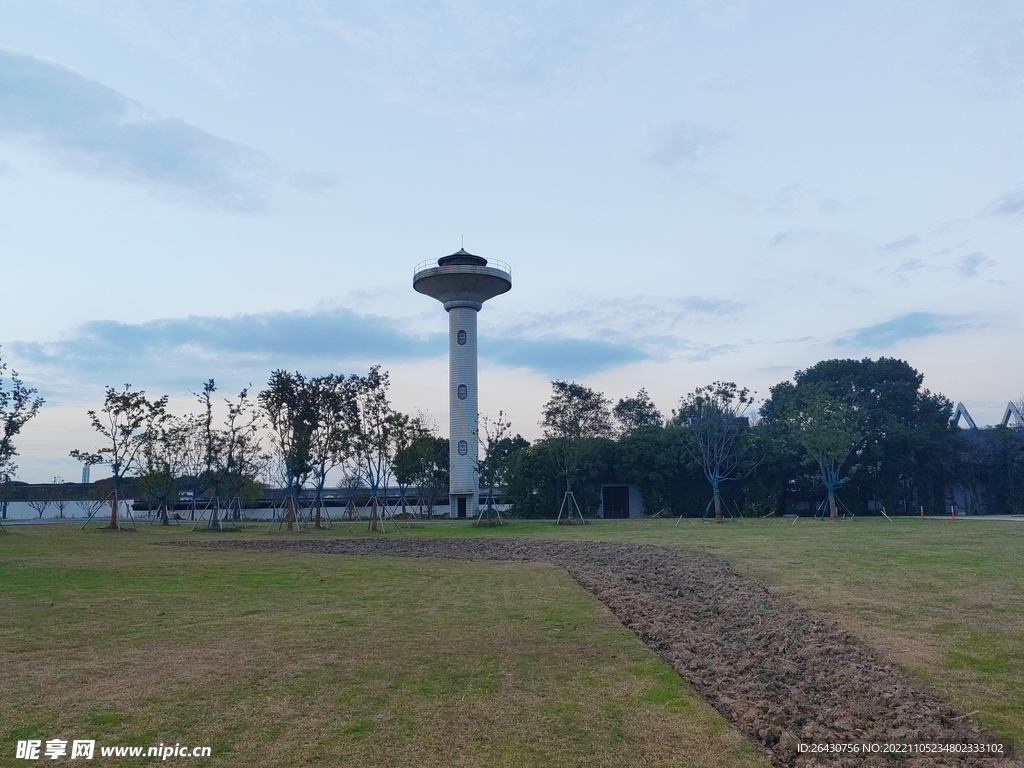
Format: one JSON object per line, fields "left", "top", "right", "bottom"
{"left": 448, "top": 305, "right": 479, "bottom": 519}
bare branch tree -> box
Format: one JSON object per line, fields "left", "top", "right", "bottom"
{"left": 672, "top": 381, "right": 756, "bottom": 521}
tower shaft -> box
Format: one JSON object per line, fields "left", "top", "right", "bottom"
{"left": 448, "top": 306, "right": 479, "bottom": 519}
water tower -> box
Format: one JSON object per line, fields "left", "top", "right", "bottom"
{"left": 413, "top": 249, "right": 512, "bottom": 519}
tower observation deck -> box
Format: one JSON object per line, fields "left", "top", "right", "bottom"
{"left": 413, "top": 249, "right": 512, "bottom": 519}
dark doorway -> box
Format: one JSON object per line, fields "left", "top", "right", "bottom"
{"left": 602, "top": 486, "right": 629, "bottom": 519}
{"left": 457, "top": 497, "right": 467, "bottom": 519}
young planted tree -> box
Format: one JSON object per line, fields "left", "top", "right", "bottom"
{"left": 260, "top": 371, "right": 316, "bottom": 530}
{"left": 474, "top": 411, "right": 527, "bottom": 525}
{"left": 390, "top": 413, "right": 430, "bottom": 519}
{"left": 70, "top": 385, "right": 169, "bottom": 530}
{"left": 672, "top": 381, "right": 755, "bottom": 521}
{"left": 788, "top": 386, "right": 864, "bottom": 520}
{"left": 176, "top": 380, "right": 220, "bottom": 518}
{"left": 171, "top": 381, "right": 264, "bottom": 525}
{"left": 138, "top": 416, "right": 192, "bottom": 525}
{"left": 351, "top": 366, "right": 398, "bottom": 532}
{"left": 0, "top": 347, "right": 44, "bottom": 521}
{"left": 306, "top": 374, "right": 359, "bottom": 527}
{"left": 212, "top": 386, "right": 265, "bottom": 517}
{"left": 336, "top": 467, "right": 365, "bottom": 520}
{"left": 413, "top": 433, "right": 449, "bottom": 519}
{"left": 541, "top": 380, "right": 614, "bottom": 522}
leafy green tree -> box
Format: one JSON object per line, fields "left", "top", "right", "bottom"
{"left": 504, "top": 437, "right": 615, "bottom": 518}
{"left": 390, "top": 413, "right": 430, "bottom": 518}
{"left": 786, "top": 385, "right": 864, "bottom": 520}
{"left": 306, "top": 374, "right": 359, "bottom": 527}
{"left": 351, "top": 366, "right": 398, "bottom": 531}
{"left": 260, "top": 371, "right": 316, "bottom": 529}
{"left": 613, "top": 389, "right": 663, "bottom": 438}
{"left": 617, "top": 424, "right": 707, "bottom": 516}
{"left": 504, "top": 441, "right": 558, "bottom": 518}
{"left": 71, "top": 385, "right": 168, "bottom": 530}
{"left": 213, "top": 387, "right": 264, "bottom": 511}
{"left": 412, "top": 434, "right": 450, "bottom": 519}
{"left": 541, "top": 380, "right": 613, "bottom": 518}
{"left": 760, "top": 357, "right": 955, "bottom": 515}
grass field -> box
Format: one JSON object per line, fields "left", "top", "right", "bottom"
{"left": 0, "top": 523, "right": 766, "bottom": 768}
{"left": 2, "top": 517, "right": 1022, "bottom": 765}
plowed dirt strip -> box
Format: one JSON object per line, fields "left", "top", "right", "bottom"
{"left": 166, "top": 537, "right": 1015, "bottom": 768}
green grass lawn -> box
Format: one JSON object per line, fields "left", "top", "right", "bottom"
{"left": 0, "top": 523, "right": 766, "bottom": 768}
{"left": 3, "top": 516, "right": 1022, "bottom": 765}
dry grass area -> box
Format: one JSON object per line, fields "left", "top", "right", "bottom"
{"left": 0, "top": 524, "right": 767, "bottom": 767}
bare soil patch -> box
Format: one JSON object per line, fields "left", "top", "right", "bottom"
{"left": 168, "top": 536, "right": 1016, "bottom": 768}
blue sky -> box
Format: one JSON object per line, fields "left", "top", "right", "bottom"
{"left": 1, "top": 1, "right": 1022, "bottom": 481}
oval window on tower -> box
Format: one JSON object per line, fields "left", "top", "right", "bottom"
{"left": 457, "top": 329, "right": 467, "bottom": 345}
{"left": 458, "top": 440, "right": 468, "bottom": 455}
{"left": 457, "top": 384, "right": 468, "bottom": 400}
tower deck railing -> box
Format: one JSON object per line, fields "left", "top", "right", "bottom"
{"left": 413, "top": 258, "right": 512, "bottom": 279}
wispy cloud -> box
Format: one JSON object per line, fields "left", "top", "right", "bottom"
{"left": 314, "top": 3, "right": 662, "bottom": 119}
{"left": 487, "top": 295, "right": 743, "bottom": 366}
{"left": 0, "top": 49, "right": 340, "bottom": 211}
{"left": 498, "top": 295, "right": 743, "bottom": 345}
{"left": 987, "top": 190, "right": 1024, "bottom": 217}
{"left": 763, "top": 183, "right": 845, "bottom": 216}
{"left": 644, "top": 121, "right": 726, "bottom": 172}
{"left": 834, "top": 312, "right": 975, "bottom": 349}
{"left": 893, "top": 257, "right": 929, "bottom": 274}
{"left": 769, "top": 229, "right": 821, "bottom": 247}
{"left": 8, "top": 308, "right": 647, "bottom": 394}
{"left": 957, "top": 252, "right": 994, "bottom": 277}
{"left": 877, "top": 234, "right": 920, "bottom": 253}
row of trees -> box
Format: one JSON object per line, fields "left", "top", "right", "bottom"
{"left": 65, "top": 366, "right": 452, "bottom": 530}
{"left": 506, "top": 358, "right": 994, "bottom": 520}
{"left": 3, "top": 347, "right": 1020, "bottom": 525}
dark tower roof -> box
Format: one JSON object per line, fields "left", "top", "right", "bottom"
{"left": 437, "top": 248, "right": 488, "bottom": 267}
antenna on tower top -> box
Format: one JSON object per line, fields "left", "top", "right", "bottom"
{"left": 461, "top": 234, "right": 464, "bottom": 248}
